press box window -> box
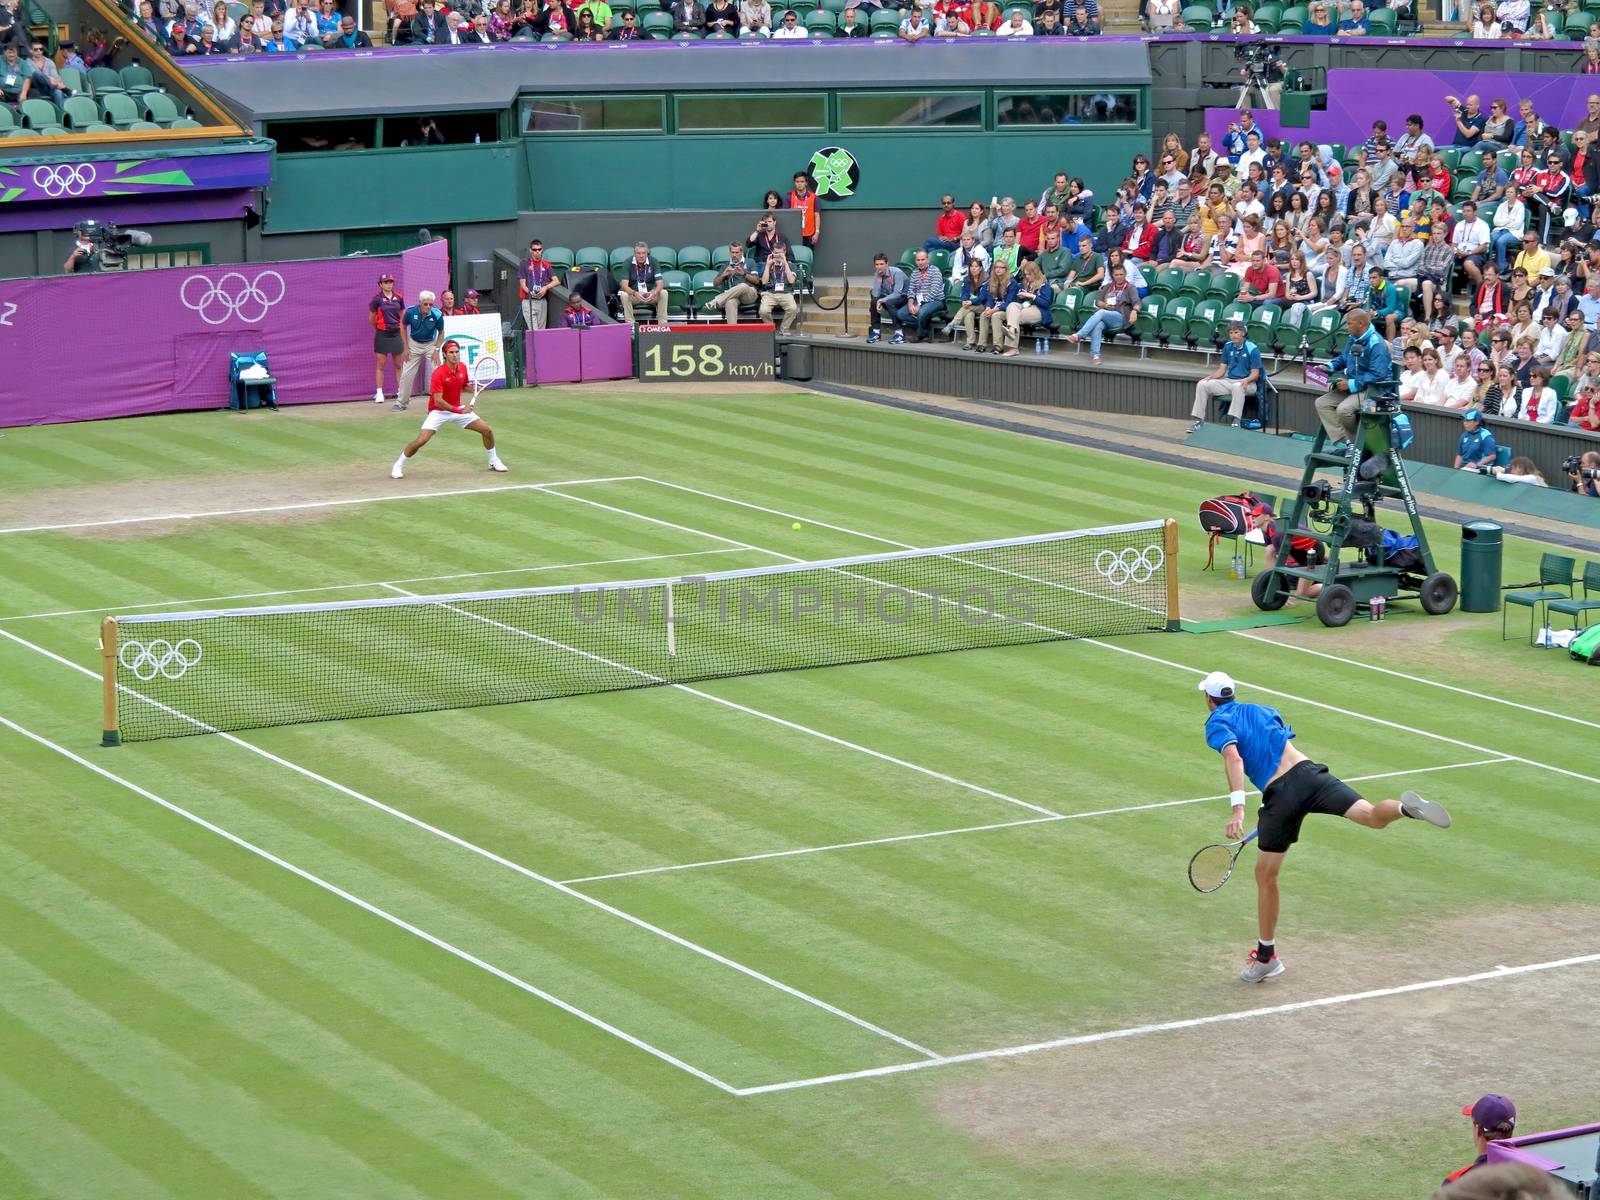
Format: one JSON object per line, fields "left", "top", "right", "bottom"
{"left": 839, "top": 92, "right": 982, "bottom": 130}
{"left": 521, "top": 97, "right": 665, "bottom": 133}
{"left": 676, "top": 94, "right": 826, "bottom": 132}
{"left": 995, "top": 91, "right": 1138, "bottom": 126}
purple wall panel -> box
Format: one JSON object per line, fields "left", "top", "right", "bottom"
{"left": 0, "top": 239, "right": 449, "bottom": 428}
{"left": 578, "top": 324, "right": 636, "bottom": 381}
{"left": 1205, "top": 68, "right": 1600, "bottom": 154}
{"left": 526, "top": 329, "right": 583, "bottom": 384}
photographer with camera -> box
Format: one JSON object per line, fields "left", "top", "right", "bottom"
{"left": 1568, "top": 449, "right": 1600, "bottom": 496}
{"left": 64, "top": 220, "right": 153, "bottom": 273}
{"left": 1314, "top": 308, "right": 1392, "bottom": 448}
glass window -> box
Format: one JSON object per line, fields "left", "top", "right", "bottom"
{"left": 264, "top": 118, "right": 378, "bottom": 152}
{"left": 676, "top": 94, "right": 826, "bottom": 132}
{"left": 994, "top": 91, "right": 1139, "bottom": 127}
{"left": 839, "top": 92, "right": 983, "bottom": 129}
{"left": 521, "top": 96, "right": 664, "bottom": 133}
{"left": 124, "top": 244, "right": 210, "bottom": 270}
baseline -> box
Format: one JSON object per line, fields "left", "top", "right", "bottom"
{"left": 0, "top": 711, "right": 739, "bottom": 1095}
{"left": 0, "top": 474, "right": 644, "bottom": 535}
{"left": 733, "top": 952, "right": 1600, "bottom": 1096}
{"left": 560, "top": 756, "right": 1509, "bottom": 886}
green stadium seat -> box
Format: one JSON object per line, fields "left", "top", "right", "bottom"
{"left": 1451, "top": 178, "right": 1477, "bottom": 203}
{"left": 608, "top": 245, "right": 636, "bottom": 273}
{"left": 1279, "top": 3, "right": 1308, "bottom": 27}
{"left": 1180, "top": 4, "right": 1211, "bottom": 28}
{"left": 791, "top": 245, "right": 814, "bottom": 287}
{"left": 1329, "top": 142, "right": 1347, "bottom": 161}
{"left": 710, "top": 244, "right": 734, "bottom": 269}
{"left": 670, "top": 29, "right": 702, "bottom": 38}
{"left": 127, "top": 121, "right": 162, "bottom": 132}
{"left": 1435, "top": 147, "right": 1460, "bottom": 172}
{"left": 641, "top": 10, "right": 674, "bottom": 35}
{"left": 87, "top": 66, "right": 125, "bottom": 95}
{"left": 5, "top": 127, "right": 44, "bottom": 137}
{"left": 821, "top": 0, "right": 848, "bottom": 10}
{"left": 1245, "top": 303, "right": 1282, "bottom": 350}
{"left": 1458, "top": 150, "right": 1484, "bottom": 175}
{"left": 1184, "top": 297, "right": 1223, "bottom": 348}
{"left": 169, "top": 118, "right": 202, "bottom": 130}
{"left": 1217, "top": 300, "right": 1251, "bottom": 333}
{"left": 1177, "top": 269, "right": 1210, "bottom": 300}
{"left": 100, "top": 93, "right": 142, "bottom": 129}
{"left": 19, "top": 99, "right": 64, "bottom": 134}
{"left": 897, "top": 247, "right": 918, "bottom": 273}
{"left": 925, "top": 246, "right": 950, "bottom": 276}
{"left": 870, "top": 27, "right": 897, "bottom": 37}
{"left": 119, "top": 64, "right": 161, "bottom": 94}
{"left": 689, "top": 268, "right": 723, "bottom": 316}
{"left": 1207, "top": 272, "right": 1241, "bottom": 303}
{"left": 61, "top": 96, "right": 100, "bottom": 129}
{"left": 1273, "top": 305, "right": 1309, "bottom": 353}
{"left": 650, "top": 245, "right": 677, "bottom": 269}
{"left": 1131, "top": 294, "right": 1165, "bottom": 344}
{"left": 58, "top": 66, "right": 87, "bottom": 96}
{"left": 1302, "top": 306, "right": 1345, "bottom": 355}
{"left": 662, "top": 269, "right": 692, "bottom": 316}
{"left": 676, "top": 244, "right": 711, "bottom": 271}
{"left": 574, "top": 245, "right": 608, "bottom": 271}
{"left": 142, "top": 92, "right": 184, "bottom": 127}
{"left": 1152, "top": 266, "right": 1187, "bottom": 297}
{"left": 542, "top": 245, "right": 575, "bottom": 270}
{"left": 1566, "top": 10, "right": 1592, "bottom": 36}
{"left": 870, "top": 7, "right": 901, "bottom": 30}
{"left": 806, "top": 9, "right": 836, "bottom": 31}
{"left": 1158, "top": 294, "right": 1195, "bottom": 344}
{"left": 1366, "top": 7, "right": 1396, "bottom": 32}
{"left": 0, "top": 107, "right": 15, "bottom": 131}
{"left": 704, "top": 29, "right": 736, "bottom": 37}
{"left": 541, "top": 30, "right": 573, "bottom": 39}
{"left": 1052, "top": 289, "right": 1081, "bottom": 330}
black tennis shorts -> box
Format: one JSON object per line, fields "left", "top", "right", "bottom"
{"left": 1257, "top": 760, "right": 1362, "bottom": 853}
{"left": 374, "top": 328, "right": 403, "bottom": 354}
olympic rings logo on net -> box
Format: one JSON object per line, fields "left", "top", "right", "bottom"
{"left": 179, "top": 270, "right": 287, "bottom": 325}
{"left": 32, "top": 163, "right": 96, "bottom": 197}
{"left": 1094, "top": 545, "right": 1165, "bottom": 587}
{"left": 119, "top": 638, "right": 203, "bottom": 681}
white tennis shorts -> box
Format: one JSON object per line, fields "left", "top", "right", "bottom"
{"left": 421, "top": 408, "right": 478, "bottom": 431}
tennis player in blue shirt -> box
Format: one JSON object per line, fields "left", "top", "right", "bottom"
{"left": 1199, "top": 671, "right": 1451, "bottom": 982}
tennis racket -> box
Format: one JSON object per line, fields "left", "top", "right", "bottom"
{"left": 1187, "top": 828, "right": 1258, "bottom": 894}
{"left": 468, "top": 355, "right": 501, "bottom": 409}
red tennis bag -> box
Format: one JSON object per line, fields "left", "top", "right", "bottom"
{"left": 1199, "top": 491, "right": 1262, "bottom": 571}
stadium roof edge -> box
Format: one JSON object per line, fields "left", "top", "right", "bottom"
{"left": 186, "top": 39, "right": 1153, "bottom": 122}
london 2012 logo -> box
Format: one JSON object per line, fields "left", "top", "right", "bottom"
{"left": 32, "top": 163, "right": 96, "bottom": 197}
{"left": 808, "top": 147, "right": 860, "bottom": 200}
{"left": 179, "top": 270, "right": 287, "bottom": 325}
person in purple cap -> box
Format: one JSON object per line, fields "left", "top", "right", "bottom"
{"left": 1443, "top": 1095, "right": 1517, "bottom": 1185}
{"left": 369, "top": 272, "right": 405, "bottom": 404}
{"left": 1198, "top": 671, "right": 1452, "bottom": 982}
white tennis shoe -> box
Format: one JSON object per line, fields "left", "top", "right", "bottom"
{"left": 1400, "top": 791, "right": 1452, "bottom": 828}
{"left": 373, "top": 388, "right": 384, "bottom": 403}
{"left": 488, "top": 462, "right": 508, "bottom": 473}
{"left": 1239, "top": 950, "right": 1285, "bottom": 983}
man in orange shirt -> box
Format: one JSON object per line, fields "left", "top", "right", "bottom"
{"left": 788, "top": 171, "right": 819, "bottom": 248}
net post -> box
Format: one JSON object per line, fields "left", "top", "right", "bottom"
{"left": 1163, "top": 518, "right": 1182, "bottom": 631}
{"left": 99, "top": 617, "right": 121, "bottom": 746}
{"left": 665, "top": 580, "right": 676, "bottom": 658}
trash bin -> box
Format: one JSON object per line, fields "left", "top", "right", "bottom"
{"left": 1460, "top": 521, "right": 1503, "bottom": 612}
{"left": 780, "top": 341, "right": 813, "bottom": 381}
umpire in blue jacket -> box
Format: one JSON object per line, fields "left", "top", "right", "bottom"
{"left": 1313, "top": 308, "right": 1393, "bottom": 446}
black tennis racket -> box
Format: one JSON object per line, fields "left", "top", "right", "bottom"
{"left": 1187, "top": 828, "right": 1258, "bottom": 893}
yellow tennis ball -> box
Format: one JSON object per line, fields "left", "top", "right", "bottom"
{"left": 791, "top": 522, "right": 803, "bottom": 531}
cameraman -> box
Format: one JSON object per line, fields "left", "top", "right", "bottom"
{"left": 63, "top": 225, "right": 97, "bottom": 274}
{"left": 1571, "top": 449, "right": 1600, "bottom": 497}
{"left": 1235, "top": 41, "right": 1285, "bottom": 112}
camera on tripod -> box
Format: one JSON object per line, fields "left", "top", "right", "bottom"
{"left": 1234, "top": 39, "right": 1276, "bottom": 65}
{"left": 72, "top": 219, "right": 153, "bottom": 271}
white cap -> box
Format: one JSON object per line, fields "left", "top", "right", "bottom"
{"left": 1197, "top": 671, "right": 1236, "bottom": 699}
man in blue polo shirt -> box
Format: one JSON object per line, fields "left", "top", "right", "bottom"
{"left": 1198, "top": 670, "right": 1451, "bottom": 983}
{"left": 1453, "top": 408, "right": 1499, "bottom": 469}
{"left": 393, "top": 290, "right": 446, "bottom": 412}
{"left": 1189, "top": 321, "right": 1262, "bottom": 432}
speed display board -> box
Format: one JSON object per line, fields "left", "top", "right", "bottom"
{"left": 636, "top": 323, "right": 778, "bottom": 383}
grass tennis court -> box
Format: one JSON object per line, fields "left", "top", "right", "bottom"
{"left": 2, "top": 387, "right": 1596, "bottom": 1199}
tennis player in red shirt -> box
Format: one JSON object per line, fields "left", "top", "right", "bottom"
{"left": 390, "top": 341, "right": 506, "bottom": 478}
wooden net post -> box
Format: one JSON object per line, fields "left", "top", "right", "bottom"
{"left": 1163, "top": 518, "right": 1182, "bottom": 632}
{"left": 100, "top": 617, "right": 120, "bottom": 746}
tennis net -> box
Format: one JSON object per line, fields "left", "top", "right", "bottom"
{"left": 101, "top": 518, "right": 1177, "bottom": 743}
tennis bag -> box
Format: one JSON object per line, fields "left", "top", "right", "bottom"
{"left": 1571, "top": 623, "right": 1600, "bottom": 665}
{"left": 1379, "top": 529, "right": 1425, "bottom": 574}
{"left": 1199, "top": 491, "right": 1262, "bottom": 570}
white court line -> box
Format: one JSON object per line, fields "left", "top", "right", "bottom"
{"left": 0, "top": 626, "right": 940, "bottom": 1064}
{"left": 0, "top": 548, "right": 750, "bottom": 624}
{"left": 731, "top": 951, "right": 1600, "bottom": 1096}
{"left": 0, "top": 712, "right": 739, "bottom": 1095}
{"left": 0, "top": 474, "right": 644, "bottom": 535}
{"left": 624, "top": 478, "right": 1600, "bottom": 790}
{"left": 559, "top": 757, "right": 1510, "bottom": 886}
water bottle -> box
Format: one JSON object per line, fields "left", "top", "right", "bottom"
{"left": 1232, "top": 553, "right": 1245, "bottom": 580}
{"left": 1035, "top": 335, "right": 1046, "bottom": 353}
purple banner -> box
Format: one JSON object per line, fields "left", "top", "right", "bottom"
{"left": 0, "top": 149, "right": 271, "bottom": 207}
{"left": 0, "top": 240, "right": 449, "bottom": 427}
{"left": 1205, "top": 68, "right": 1600, "bottom": 155}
